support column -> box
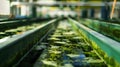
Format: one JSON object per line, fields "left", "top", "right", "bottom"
{"left": 16, "top": 0, "right": 21, "bottom": 16}
{"left": 10, "top": 6, "right": 14, "bottom": 15}
{"left": 81, "top": 9, "right": 88, "bottom": 18}
{"left": 118, "top": 9, "right": 120, "bottom": 18}
{"left": 89, "top": 8, "right": 95, "bottom": 18}
{"left": 10, "top": 0, "right": 21, "bottom": 17}
{"left": 29, "top": 0, "right": 37, "bottom": 18}
{"left": 101, "top": 2, "right": 110, "bottom": 20}
{"left": 16, "top": 6, "right": 21, "bottom": 16}
{"left": 30, "top": 6, "right": 37, "bottom": 17}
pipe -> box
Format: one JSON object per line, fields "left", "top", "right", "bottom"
{"left": 110, "top": 0, "right": 117, "bottom": 19}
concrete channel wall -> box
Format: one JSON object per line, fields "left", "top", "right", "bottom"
{"left": 0, "top": 19, "right": 58, "bottom": 66}
{"left": 78, "top": 19, "right": 120, "bottom": 42}
{"left": 0, "top": 18, "right": 52, "bottom": 32}
{"left": 69, "top": 18, "right": 120, "bottom": 67}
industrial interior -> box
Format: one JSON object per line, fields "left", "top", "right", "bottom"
{"left": 0, "top": 0, "right": 120, "bottom": 67}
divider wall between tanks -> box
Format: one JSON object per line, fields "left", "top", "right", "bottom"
{"left": 0, "top": 18, "right": 53, "bottom": 32}
{"left": 79, "top": 19, "right": 120, "bottom": 42}
{"left": 69, "top": 18, "right": 120, "bottom": 67}
{"left": 0, "top": 19, "right": 58, "bottom": 67}
{"left": 0, "top": 18, "right": 26, "bottom": 22}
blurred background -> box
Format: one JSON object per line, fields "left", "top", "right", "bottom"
{"left": 0, "top": 0, "right": 119, "bottom": 19}
{"left": 0, "top": 0, "right": 120, "bottom": 67}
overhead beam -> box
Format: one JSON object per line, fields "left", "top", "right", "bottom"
{"left": 10, "top": 1, "right": 120, "bottom": 7}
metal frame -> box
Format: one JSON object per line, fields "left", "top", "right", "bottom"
{"left": 10, "top": 1, "right": 120, "bottom": 7}
{"left": 69, "top": 18, "right": 120, "bottom": 66}
{"left": 0, "top": 19, "right": 58, "bottom": 66}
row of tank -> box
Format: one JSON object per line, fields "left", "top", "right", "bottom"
{"left": 34, "top": 21, "right": 107, "bottom": 67}
{"left": 0, "top": 20, "right": 47, "bottom": 41}
{"left": 78, "top": 18, "right": 120, "bottom": 42}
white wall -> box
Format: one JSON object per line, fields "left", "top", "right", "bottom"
{"left": 0, "top": 0, "right": 10, "bottom": 15}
